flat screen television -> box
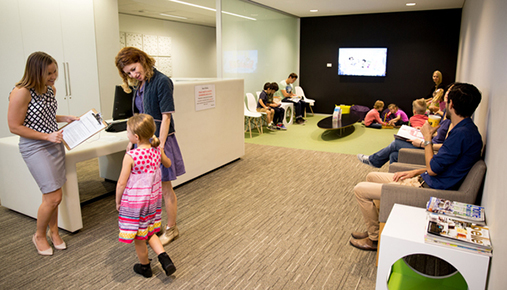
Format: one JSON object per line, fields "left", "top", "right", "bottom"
{"left": 338, "top": 48, "right": 387, "bottom": 77}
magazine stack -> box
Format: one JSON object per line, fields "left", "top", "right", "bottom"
{"left": 424, "top": 197, "right": 492, "bottom": 256}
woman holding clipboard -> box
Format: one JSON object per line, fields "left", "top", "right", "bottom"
{"left": 8, "top": 52, "right": 79, "bottom": 255}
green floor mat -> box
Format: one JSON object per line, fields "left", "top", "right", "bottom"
{"left": 245, "top": 113, "right": 399, "bottom": 155}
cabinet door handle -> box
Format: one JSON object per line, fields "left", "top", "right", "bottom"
{"left": 63, "top": 62, "right": 69, "bottom": 97}
{"left": 66, "top": 62, "right": 72, "bottom": 97}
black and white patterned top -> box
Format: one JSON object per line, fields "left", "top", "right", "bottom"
{"left": 23, "top": 87, "right": 58, "bottom": 133}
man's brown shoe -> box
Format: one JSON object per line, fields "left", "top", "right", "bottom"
{"left": 350, "top": 237, "right": 378, "bottom": 251}
{"left": 351, "top": 231, "right": 368, "bottom": 239}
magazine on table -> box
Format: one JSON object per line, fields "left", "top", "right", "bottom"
{"left": 426, "top": 213, "right": 492, "bottom": 250}
{"left": 424, "top": 235, "right": 492, "bottom": 256}
{"left": 289, "top": 96, "right": 301, "bottom": 103}
{"left": 426, "top": 197, "right": 485, "bottom": 224}
{"left": 394, "top": 125, "right": 424, "bottom": 142}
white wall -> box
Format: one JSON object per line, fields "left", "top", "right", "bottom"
{"left": 118, "top": 14, "right": 216, "bottom": 79}
{"left": 456, "top": 0, "right": 507, "bottom": 288}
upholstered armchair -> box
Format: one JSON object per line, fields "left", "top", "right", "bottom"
{"left": 379, "top": 159, "right": 487, "bottom": 224}
{"left": 397, "top": 148, "right": 427, "bottom": 166}
{"left": 375, "top": 156, "right": 487, "bottom": 265}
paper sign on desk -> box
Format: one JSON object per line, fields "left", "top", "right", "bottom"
{"left": 59, "top": 109, "right": 108, "bottom": 150}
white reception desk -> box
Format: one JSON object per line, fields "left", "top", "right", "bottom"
{"left": 0, "top": 78, "right": 245, "bottom": 232}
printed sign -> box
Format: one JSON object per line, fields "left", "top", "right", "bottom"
{"left": 195, "top": 84, "right": 216, "bottom": 111}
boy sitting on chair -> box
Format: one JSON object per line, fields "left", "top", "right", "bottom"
{"left": 257, "top": 82, "right": 286, "bottom": 130}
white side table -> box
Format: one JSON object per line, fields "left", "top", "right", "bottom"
{"left": 279, "top": 102, "right": 294, "bottom": 127}
{"left": 376, "top": 204, "right": 490, "bottom": 290}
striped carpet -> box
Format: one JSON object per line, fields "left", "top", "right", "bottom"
{"left": 0, "top": 143, "right": 389, "bottom": 289}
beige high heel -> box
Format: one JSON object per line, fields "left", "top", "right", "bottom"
{"left": 32, "top": 234, "right": 53, "bottom": 256}
{"left": 47, "top": 229, "right": 67, "bottom": 250}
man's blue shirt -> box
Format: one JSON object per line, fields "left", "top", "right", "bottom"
{"left": 421, "top": 118, "right": 482, "bottom": 190}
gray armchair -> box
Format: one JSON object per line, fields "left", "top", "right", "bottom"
{"left": 397, "top": 148, "right": 427, "bottom": 165}
{"left": 379, "top": 159, "right": 487, "bottom": 223}
{"left": 375, "top": 158, "right": 486, "bottom": 265}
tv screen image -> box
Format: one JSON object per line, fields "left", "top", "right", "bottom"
{"left": 223, "top": 50, "right": 258, "bottom": 74}
{"left": 338, "top": 48, "right": 387, "bottom": 77}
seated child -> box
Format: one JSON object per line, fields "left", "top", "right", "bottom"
{"left": 364, "top": 100, "right": 388, "bottom": 129}
{"left": 257, "top": 82, "right": 286, "bottom": 130}
{"left": 427, "top": 88, "right": 445, "bottom": 116}
{"left": 409, "top": 98, "right": 429, "bottom": 128}
{"left": 387, "top": 104, "right": 409, "bottom": 127}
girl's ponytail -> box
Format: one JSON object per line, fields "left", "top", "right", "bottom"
{"left": 150, "top": 135, "right": 160, "bottom": 148}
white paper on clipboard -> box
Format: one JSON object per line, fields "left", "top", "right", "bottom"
{"left": 60, "top": 109, "right": 107, "bottom": 150}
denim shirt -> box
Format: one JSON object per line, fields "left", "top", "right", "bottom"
{"left": 132, "top": 68, "right": 175, "bottom": 136}
{"left": 421, "top": 118, "right": 482, "bottom": 190}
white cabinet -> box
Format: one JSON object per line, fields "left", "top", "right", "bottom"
{"left": 0, "top": 0, "right": 102, "bottom": 137}
{"left": 17, "top": 0, "right": 101, "bottom": 116}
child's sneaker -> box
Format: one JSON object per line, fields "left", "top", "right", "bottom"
{"left": 277, "top": 123, "right": 287, "bottom": 130}
{"left": 267, "top": 125, "right": 276, "bottom": 131}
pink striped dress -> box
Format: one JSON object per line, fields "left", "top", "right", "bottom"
{"left": 118, "top": 147, "right": 163, "bottom": 243}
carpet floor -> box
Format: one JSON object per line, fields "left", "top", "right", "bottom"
{"left": 0, "top": 142, "right": 389, "bottom": 289}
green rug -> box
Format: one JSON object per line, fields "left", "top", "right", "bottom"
{"left": 244, "top": 113, "right": 399, "bottom": 155}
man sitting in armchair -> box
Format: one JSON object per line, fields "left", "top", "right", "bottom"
{"left": 350, "top": 83, "right": 483, "bottom": 251}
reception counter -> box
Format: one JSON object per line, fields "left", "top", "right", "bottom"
{"left": 0, "top": 78, "right": 245, "bottom": 232}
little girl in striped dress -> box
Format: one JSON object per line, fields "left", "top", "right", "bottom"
{"left": 116, "top": 113, "right": 176, "bottom": 278}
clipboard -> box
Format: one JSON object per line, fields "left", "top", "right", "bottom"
{"left": 59, "top": 108, "right": 108, "bottom": 150}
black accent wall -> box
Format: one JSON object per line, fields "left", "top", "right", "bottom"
{"left": 300, "top": 9, "right": 462, "bottom": 115}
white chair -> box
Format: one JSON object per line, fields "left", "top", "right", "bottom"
{"left": 246, "top": 92, "right": 259, "bottom": 112}
{"left": 244, "top": 102, "right": 263, "bottom": 138}
{"left": 246, "top": 93, "right": 267, "bottom": 126}
{"left": 295, "top": 86, "right": 315, "bottom": 116}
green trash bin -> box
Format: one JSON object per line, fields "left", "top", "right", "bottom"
{"left": 387, "top": 258, "right": 468, "bottom": 290}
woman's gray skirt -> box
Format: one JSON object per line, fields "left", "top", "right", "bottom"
{"left": 19, "top": 137, "right": 66, "bottom": 194}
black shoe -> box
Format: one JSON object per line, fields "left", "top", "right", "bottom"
{"left": 133, "top": 263, "right": 153, "bottom": 278}
{"left": 158, "top": 252, "right": 176, "bottom": 276}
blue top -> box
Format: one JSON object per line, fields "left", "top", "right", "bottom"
{"left": 257, "top": 90, "right": 273, "bottom": 109}
{"left": 422, "top": 118, "right": 482, "bottom": 190}
{"left": 133, "top": 68, "right": 175, "bottom": 136}
{"left": 432, "top": 118, "right": 451, "bottom": 144}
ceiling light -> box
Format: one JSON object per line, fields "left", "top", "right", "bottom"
{"left": 170, "top": 0, "right": 214, "bottom": 12}
{"left": 406, "top": 3, "right": 416, "bottom": 6}
{"left": 310, "top": 10, "right": 318, "bottom": 13}
{"left": 160, "top": 13, "right": 188, "bottom": 19}
{"left": 169, "top": 0, "right": 256, "bottom": 20}
{"left": 222, "top": 11, "right": 257, "bottom": 21}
